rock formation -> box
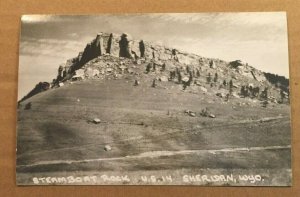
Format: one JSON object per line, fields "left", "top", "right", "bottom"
{"left": 20, "top": 32, "right": 290, "bottom": 103}
{"left": 119, "top": 33, "right": 132, "bottom": 58}
{"left": 60, "top": 32, "right": 223, "bottom": 78}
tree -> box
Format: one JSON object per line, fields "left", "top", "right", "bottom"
{"left": 196, "top": 69, "right": 200, "bottom": 77}
{"left": 186, "top": 65, "right": 190, "bottom": 74}
{"left": 280, "top": 89, "right": 285, "bottom": 103}
{"left": 146, "top": 63, "right": 152, "bottom": 73}
{"left": 187, "top": 71, "right": 193, "bottom": 86}
{"left": 176, "top": 67, "right": 180, "bottom": 76}
{"left": 253, "top": 87, "right": 260, "bottom": 97}
{"left": 169, "top": 71, "right": 173, "bottom": 80}
{"left": 139, "top": 40, "right": 145, "bottom": 57}
{"left": 209, "top": 60, "right": 214, "bottom": 68}
{"left": 229, "top": 79, "right": 233, "bottom": 88}
{"left": 152, "top": 63, "right": 156, "bottom": 71}
{"left": 161, "top": 63, "right": 166, "bottom": 71}
{"left": 206, "top": 73, "right": 212, "bottom": 84}
{"left": 241, "top": 86, "right": 245, "bottom": 97}
{"left": 260, "top": 87, "right": 268, "bottom": 100}
{"left": 248, "top": 85, "right": 254, "bottom": 97}
{"left": 134, "top": 79, "right": 139, "bottom": 86}
{"left": 214, "top": 73, "right": 218, "bottom": 83}
{"left": 152, "top": 79, "right": 156, "bottom": 88}
{"left": 229, "top": 80, "right": 233, "bottom": 95}
{"left": 24, "top": 102, "right": 32, "bottom": 110}
{"left": 178, "top": 72, "right": 182, "bottom": 83}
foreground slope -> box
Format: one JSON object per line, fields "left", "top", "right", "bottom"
{"left": 17, "top": 59, "right": 291, "bottom": 185}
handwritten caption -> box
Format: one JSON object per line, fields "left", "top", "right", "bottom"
{"left": 32, "top": 174, "right": 265, "bottom": 185}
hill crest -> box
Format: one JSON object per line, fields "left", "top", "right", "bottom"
{"left": 19, "top": 32, "right": 289, "bottom": 104}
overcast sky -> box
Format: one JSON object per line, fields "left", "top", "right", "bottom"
{"left": 18, "top": 13, "right": 289, "bottom": 100}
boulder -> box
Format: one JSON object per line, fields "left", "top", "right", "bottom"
{"left": 72, "top": 75, "right": 84, "bottom": 81}
{"left": 104, "top": 145, "right": 112, "bottom": 151}
{"left": 127, "top": 68, "right": 134, "bottom": 74}
{"left": 232, "top": 75, "right": 238, "bottom": 80}
{"left": 216, "top": 92, "right": 226, "bottom": 98}
{"left": 106, "top": 68, "right": 113, "bottom": 72}
{"left": 209, "top": 114, "right": 216, "bottom": 118}
{"left": 184, "top": 109, "right": 190, "bottom": 114}
{"left": 85, "top": 68, "right": 100, "bottom": 78}
{"left": 189, "top": 112, "right": 196, "bottom": 117}
{"left": 159, "top": 76, "right": 168, "bottom": 82}
{"left": 200, "top": 87, "right": 207, "bottom": 92}
{"left": 75, "top": 69, "right": 85, "bottom": 75}
{"left": 232, "top": 92, "right": 239, "bottom": 98}
{"left": 182, "top": 76, "right": 189, "bottom": 82}
{"left": 93, "top": 118, "right": 101, "bottom": 124}
{"left": 119, "top": 65, "right": 127, "bottom": 70}
{"left": 194, "top": 81, "right": 201, "bottom": 86}
{"left": 93, "top": 69, "right": 100, "bottom": 76}
{"left": 185, "top": 110, "right": 196, "bottom": 117}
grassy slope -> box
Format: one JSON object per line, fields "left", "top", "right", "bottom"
{"left": 16, "top": 63, "right": 291, "bottom": 185}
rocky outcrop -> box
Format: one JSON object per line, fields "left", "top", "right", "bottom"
{"left": 56, "top": 32, "right": 207, "bottom": 83}
{"left": 228, "top": 60, "right": 267, "bottom": 82}
{"left": 57, "top": 32, "right": 239, "bottom": 83}
{"left": 20, "top": 32, "right": 289, "bottom": 103}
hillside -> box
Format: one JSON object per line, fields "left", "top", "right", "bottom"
{"left": 16, "top": 33, "right": 291, "bottom": 185}
{"left": 19, "top": 32, "right": 289, "bottom": 103}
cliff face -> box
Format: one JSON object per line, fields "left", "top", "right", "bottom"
{"left": 20, "top": 32, "right": 289, "bottom": 103}
{"left": 59, "top": 32, "right": 267, "bottom": 82}
{"left": 67, "top": 32, "right": 204, "bottom": 71}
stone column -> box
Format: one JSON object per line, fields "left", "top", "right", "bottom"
{"left": 119, "top": 33, "right": 132, "bottom": 58}
{"left": 95, "top": 33, "right": 104, "bottom": 56}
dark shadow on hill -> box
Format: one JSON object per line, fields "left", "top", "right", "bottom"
{"left": 263, "top": 72, "right": 289, "bottom": 92}
{"left": 19, "top": 82, "right": 50, "bottom": 103}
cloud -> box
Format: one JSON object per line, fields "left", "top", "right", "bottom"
{"left": 18, "top": 37, "right": 90, "bottom": 99}
{"left": 152, "top": 13, "right": 287, "bottom": 42}
{"left": 20, "top": 37, "right": 86, "bottom": 58}
{"left": 153, "top": 12, "right": 286, "bottom": 28}
{"left": 68, "top": 32, "right": 79, "bottom": 38}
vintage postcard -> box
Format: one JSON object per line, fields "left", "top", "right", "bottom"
{"left": 17, "top": 13, "right": 291, "bottom": 186}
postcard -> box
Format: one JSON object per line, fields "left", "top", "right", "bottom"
{"left": 17, "top": 13, "right": 291, "bottom": 186}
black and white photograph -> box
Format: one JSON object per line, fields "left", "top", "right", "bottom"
{"left": 16, "top": 13, "right": 291, "bottom": 186}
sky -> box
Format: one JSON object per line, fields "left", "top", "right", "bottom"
{"left": 18, "top": 13, "right": 289, "bottom": 100}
